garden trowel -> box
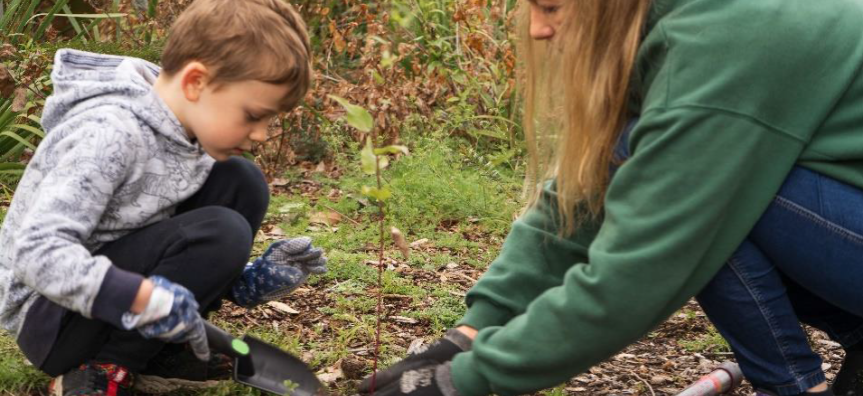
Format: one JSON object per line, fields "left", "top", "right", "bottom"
{"left": 204, "top": 321, "right": 327, "bottom": 396}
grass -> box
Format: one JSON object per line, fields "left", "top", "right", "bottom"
{"left": 678, "top": 327, "right": 731, "bottom": 353}
{"left": 0, "top": 332, "right": 44, "bottom": 395}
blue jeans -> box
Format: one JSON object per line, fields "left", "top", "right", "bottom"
{"left": 696, "top": 166, "right": 863, "bottom": 395}
{"left": 615, "top": 120, "right": 863, "bottom": 395}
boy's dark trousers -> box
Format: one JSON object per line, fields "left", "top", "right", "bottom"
{"left": 36, "top": 157, "right": 269, "bottom": 376}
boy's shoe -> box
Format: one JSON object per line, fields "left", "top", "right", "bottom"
{"left": 134, "top": 345, "right": 232, "bottom": 394}
{"left": 834, "top": 347, "right": 863, "bottom": 396}
{"left": 48, "top": 361, "right": 134, "bottom": 396}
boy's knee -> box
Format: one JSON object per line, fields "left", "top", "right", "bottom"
{"left": 197, "top": 206, "right": 254, "bottom": 267}
{"left": 224, "top": 157, "right": 269, "bottom": 209}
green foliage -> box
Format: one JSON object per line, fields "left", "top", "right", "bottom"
{"left": 329, "top": 95, "right": 374, "bottom": 134}
{"left": 540, "top": 385, "right": 568, "bottom": 396}
{"left": 0, "top": 331, "right": 49, "bottom": 393}
{"left": 0, "top": 99, "right": 44, "bottom": 173}
{"left": 1, "top": 0, "right": 69, "bottom": 44}
{"left": 374, "top": 136, "right": 520, "bottom": 235}
{"left": 359, "top": 137, "right": 378, "bottom": 175}
{"left": 38, "top": 39, "right": 165, "bottom": 63}
{"left": 678, "top": 327, "right": 731, "bottom": 353}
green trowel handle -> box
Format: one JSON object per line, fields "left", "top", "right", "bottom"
{"left": 204, "top": 321, "right": 250, "bottom": 359}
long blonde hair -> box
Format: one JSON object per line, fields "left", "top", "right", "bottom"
{"left": 519, "top": 0, "right": 651, "bottom": 236}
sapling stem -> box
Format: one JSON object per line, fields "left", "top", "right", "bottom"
{"left": 370, "top": 149, "right": 386, "bottom": 395}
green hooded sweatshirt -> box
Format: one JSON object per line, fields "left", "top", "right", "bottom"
{"left": 450, "top": 0, "right": 863, "bottom": 394}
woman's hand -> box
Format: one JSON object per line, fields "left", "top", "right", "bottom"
{"left": 358, "top": 328, "right": 475, "bottom": 393}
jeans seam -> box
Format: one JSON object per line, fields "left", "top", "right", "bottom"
{"left": 726, "top": 257, "right": 806, "bottom": 385}
{"left": 773, "top": 196, "right": 863, "bottom": 245}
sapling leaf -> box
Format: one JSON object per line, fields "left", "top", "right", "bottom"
{"left": 361, "top": 185, "right": 392, "bottom": 202}
{"left": 378, "top": 155, "right": 389, "bottom": 170}
{"left": 373, "top": 145, "right": 410, "bottom": 156}
{"left": 328, "top": 95, "right": 373, "bottom": 133}
{"left": 361, "top": 137, "right": 377, "bottom": 175}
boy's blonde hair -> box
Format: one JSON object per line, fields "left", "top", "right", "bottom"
{"left": 161, "top": 0, "right": 312, "bottom": 111}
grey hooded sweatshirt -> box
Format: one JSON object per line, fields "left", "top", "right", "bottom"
{"left": 0, "top": 49, "right": 215, "bottom": 366}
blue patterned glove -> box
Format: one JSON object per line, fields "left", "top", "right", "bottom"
{"left": 131, "top": 276, "right": 209, "bottom": 361}
{"left": 231, "top": 237, "right": 328, "bottom": 307}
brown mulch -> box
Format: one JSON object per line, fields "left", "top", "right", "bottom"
{"left": 214, "top": 258, "right": 847, "bottom": 395}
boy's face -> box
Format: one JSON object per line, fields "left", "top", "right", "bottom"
{"left": 184, "top": 78, "right": 288, "bottom": 162}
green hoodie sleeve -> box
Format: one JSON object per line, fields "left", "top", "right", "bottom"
{"left": 451, "top": 108, "right": 806, "bottom": 396}
{"left": 458, "top": 182, "right": 603, "bottom": 331}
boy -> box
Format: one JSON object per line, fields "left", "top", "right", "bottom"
{"left": 0, "top": 1, "right": 325, "bottom": 395}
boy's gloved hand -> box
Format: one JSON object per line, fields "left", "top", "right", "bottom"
{"left": 231, "top": 237, "right": 328, "bottom": 308}
{"left": 358, "top": 329, "right": 472, "bottom": 393}
{"left": 361, "top": 362, "right": 460, "bottom": 396}
{"left": 124, "top": 276, "right": 210, "bottom": 361}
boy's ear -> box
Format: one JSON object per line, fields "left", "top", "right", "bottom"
{"left": 179, "top": 62, "right": 210, "bottom": 102}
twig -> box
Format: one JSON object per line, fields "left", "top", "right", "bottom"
{"left": 24, "top": 84, "right": 46, "bottom": 100}
{"left": 631, "top": 371, "right": 655, "bottom": 396}
{"left": 452, "top": 272, "right": 478, "bottom": 284}
{"left": 320, "top": 203, "right": 361, "bottom": 226}
{"left": 382, "top": 294, "right": 412, "bottom": 299}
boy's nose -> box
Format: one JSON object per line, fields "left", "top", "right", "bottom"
{"left": 250, "top": 124, "right": 268, "bottom": 142}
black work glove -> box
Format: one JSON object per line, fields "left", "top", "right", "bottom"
{"left": 370, "top": 362, "right": 460, "bottom": 396}
{"left": 358, "top": 329, "right": 472, "bottom": 393}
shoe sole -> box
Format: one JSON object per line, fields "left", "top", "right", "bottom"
{"left": 134, "top": 375, "right": 223, "bottom": 394}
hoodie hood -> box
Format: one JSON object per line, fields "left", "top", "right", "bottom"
{"left": 42, "top": 49, "right": 201, "bottom": 154}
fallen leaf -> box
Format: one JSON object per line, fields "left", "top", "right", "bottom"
{"left": 265, "top": 226, "right": 286, "bottom": 239}
{"left": 11, "top": 87, "right": 26, "bottom": 112}
{"left": 317, "top": 360, "right": 344, "bottom": 383}
{"left": 650, "top": 374, "right": 672, "bottom": 385}
{"left": 310, "top": 211, "right": 342, "bottom": 226}
{"left": 0, "top": 65, "right": 15, "bottom": 98}
{"left": 409, "top": 238, "right": 429, "bottom": 248}
{"left": 266, "top": 301, "right": 299, "bottom": 315}
{"left": 0, "top": 44, "right": 16, "bottom": 61}
{"left": 269, "top": 178, "right": 290, "bottom": 188}
{"left": 390, "top": 315, "right": 418, "bottom": 324}
{"left": 391, "top": 227, "right": 409, "bottom": 259}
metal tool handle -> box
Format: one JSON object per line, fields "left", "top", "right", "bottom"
{"left": 204, "top": 321, "right": 250, "bottom": 359}
{"left": 675, "top": 361, "right": 743, "bottom": 396}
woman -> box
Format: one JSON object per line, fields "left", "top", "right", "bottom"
{"left": 359, "top": 1, "right": 863, "bottom": 395}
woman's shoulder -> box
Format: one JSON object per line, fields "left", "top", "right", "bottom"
{"left": 639, "top": 0, "right": 863, "bottom": 134}
{"left": 658, "top": 0, "right": 863, "bottom": 50}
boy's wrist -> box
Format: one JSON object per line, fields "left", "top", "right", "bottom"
{"left": 131, "top": 279, "right": 154, "bottom": 314}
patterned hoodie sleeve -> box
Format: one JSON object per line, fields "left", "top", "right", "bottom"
{"left": 12, "top": 111, "right": 146, "bottom": 329}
